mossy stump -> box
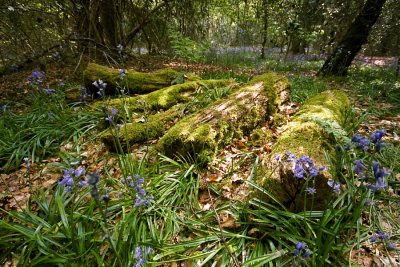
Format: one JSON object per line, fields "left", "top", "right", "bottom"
{"left": 156, "top": 72, "right": 290, "bottom": 163}
{"left": 83, "top": 63, "right": 179, "bottom": 95}
{"left": 260, "top": 90, "right": 350, "bottom": 210}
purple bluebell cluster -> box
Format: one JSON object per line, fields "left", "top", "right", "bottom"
{"left": 58, "top": 166, "right": 86, "bottom": 192}
{"left": 80, "top": 86, "right": 91, "bottom": 102}
{"left": 275, "top": 152, "right": 327, "bottom": 196}
{"left": 103, "top": 106, "right": 118, "bottom": 124}
{"left": 327, "top": 179, "right": 341, "bottom": 194}
{"left": 351, "top": 134, "right": 370, "bottom": 150}
{"left": 293, "top": 241, "right": 311, "bottom": 258}
{"left": 93, "top": 79, "right": 107, "bottom": 98}
{"left": 351, "top": 130, "right": 386, "bottom": 151}
{"left": 367, "top": 161, "right": 388, "bottom": 191}
{"left": 118, "top": 68, "right": 126, "bottom": 80}
{"left": 353, "top": 159, "right": 364, "bottom": 176}
{"left": 370, "top": 231, "right": 397, "bottom": 250}
{"left": 27, "top": 70, "right": 44, "bottom": 85}
{"left": 133, "top": 246, "right": 152, "bottom": 267}
{"left": 293, "top": 155, "right": 325, "bottom": 179}
{"left": 121, "top": 174, "right": 152, "bottom": 207}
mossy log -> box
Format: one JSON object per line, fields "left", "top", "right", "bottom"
{"left": 92, "top": 79, "right": 234, "bottom": 112}
{"left": 156, "top": 72, "right": 290, "bottom": 163}
{"left": 102, "top": 105, "right": 184, "bottom": 152}
{"left": 83, "top": 63, "right": 180, "bottom": 95}
{"left": 260, "top": 90, "right": 350, "bottom": 210}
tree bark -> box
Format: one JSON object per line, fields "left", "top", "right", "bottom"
{"left": 157, "top": 73, "right": 290, "bottom": 164}
{"left": 318, "top": 0, "right": 387, "bottom": 76}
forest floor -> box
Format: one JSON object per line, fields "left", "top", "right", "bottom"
{"left": 1, "top": 55, "right": 399, "bottom": 266}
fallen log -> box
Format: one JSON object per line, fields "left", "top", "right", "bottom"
{"left": 92, "top": 79, "right": 235, "bottom": 113}
{"left": 156, "top": 72, "right": 290, "bottom": 164}
{"left": 102, "top": 104, "right": 184, "bottom": 152}
{"left": 99, "top": 79, "right": 236, "bottom": 151}
{"left": 260, "top": 90, "right": 350, "bottom": 210}
{"left": 83, "top": 63, "right": 180, "bottom": 95}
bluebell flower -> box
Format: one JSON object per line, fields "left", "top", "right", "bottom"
{"left": 78, "top": 180, "right": 88, "bottom": 187}
{"left": 285, "top": 151, "right": 296, "bottom": 162}
{"left": 111, "top": 108, "right": 118, "bottom": 116}
{"left": 27, "top": 70, "right": 44, "bottom": 85}
{"left": 74, "top": 167, "right": 85, "bottom": 177}
{"left": 327, "top": 179, "right": 341, "bottom": 194}
{"left": 370, "top": 236, "right": 378, "bottom": 243}
{"left": 294, "top": 241, "right": 310, "bottom": 257}
{"left": 388, "top": 243, "right": 396, "bottom": 249}
{"left": 117, "top": 124, "right": 121, "bottom": 131}
{"left": 134, "top": 246, "right": 142, "bottom": 258}
{"left": 43, "top": 88, "right": 55, "bottom": 95}
{"left": 80, "top": 86, "right": 90, "bottom": 102}
{"left": 135, "top": 195, "right": 152, "bottom": 207}
{"left": 306, "top": 187, "right": 316, "bottom": 195}
{"left": 293, "top": 155, "right": 319, "bottom": 179}
{"left": 118, "top": 69, "right": 126, "bottom": 80}
{"left": 352, "top": 134, "right": 370, "bottom": 150}
{"left": 368, "top": 178, "right": 387, "bottom": 191}
{"left": 275, "top": 154, "right": 282, "bottom": 162}
{"left": 371, "top": 130, "right": 385, "bottom": 143}
{"left": 354, "top": 159, "right": 364, "bottom": 176}
{"left": 377, "top": 231, "right": 390, "bottom": 240}
{"left": 134, "top": 258, "right": 145, "bottom": 267}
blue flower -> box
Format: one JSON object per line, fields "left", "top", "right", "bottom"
{"left": 377, "top": 231, "right": 390, "bottom": 240}
{"left": 388, "top": 243, "right": 396, "bottom": 249}
{"left": 306, "top": 187, "right": 316, "bottom": 195}
{"left": 293, "top": 155, "right": 319, "bottom": 179}
{"left": 43, "top": 88, "right": 55, "bottom": 95}
{"left": 371, "top": 130, "right": 385, "bottom": 143}
{"left": 294, "top": 241, "right": 310, "bottom": 257}
{"left": 118, "top": 69, "right": 126, "bottom": 80}
{"left": 352, "top": 134, "right": 370, "bottom": 150}
{"left": 78, "top": 180, "right": 88, "bottom": 187}
{"left": 111, "top": 108, "right": 118, "bottom": 116}
{"left": 354, "top": 159, "right": 364, "bottom": 176}
{"left": 134, "top": 246, "right": 142, "bottom": 258}
{"left": 327, "top": 179, "right": 341, "bottom": 194}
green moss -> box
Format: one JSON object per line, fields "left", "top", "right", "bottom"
{"left": 157, "top": 72, "right": 290, "bottom": 163}
{"left": 92, "top": 79, "right": 233, "bottom": 112}
{"left": 83, "top": 63, "right": 178, "bottom": 94}
{"left": 102, "top": 105, "right": 183, "bottom": 151}
{"left": 259, "top": 90, "right": 351, "bottom": 210}
{"left": 250, "top": 128, "right": 273, "bottom": 146}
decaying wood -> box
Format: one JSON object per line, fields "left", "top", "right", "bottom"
{"left": 260, "top": 90, "right": 350, "bottom": 210}
{"left": 83, "top": 63, "right": 179, "bottom": 95}
{"left": 156, "top": 72, "right": 290, "bottom": 163}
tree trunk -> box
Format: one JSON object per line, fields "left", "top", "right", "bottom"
{"left": 318, "top": 0, "right": 387, "bottom": 76}
{"left": 157, "top": 73, "right": 290, "bottom": 164}
{"left": 260, "top": 0, "right": 268, "bottom": 59}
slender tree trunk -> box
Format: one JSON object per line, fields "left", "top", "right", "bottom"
{"left": 260, "top": 0, "right": 268, "bottom": 59}
{"left": 318, "top": 0, "right": 387, "bottom": 76}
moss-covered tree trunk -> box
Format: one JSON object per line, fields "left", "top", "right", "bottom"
{"left": 260, "top": 90, "right": 350, "bottom": 210}
{"left": 318, "top": 0, "right": 387, "bottom": 76}
{"left": 156, "top": 72, "right": 290, "bottom": 163}
{"left": 100, "top": 79, "right": 235, "bottom": 151}
{"left": 83, "top": 63, "right": 179, "bottom": 95}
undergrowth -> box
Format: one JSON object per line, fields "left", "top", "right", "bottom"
{"left": 0, "top": 59, "right": 399, "bottom": 266}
